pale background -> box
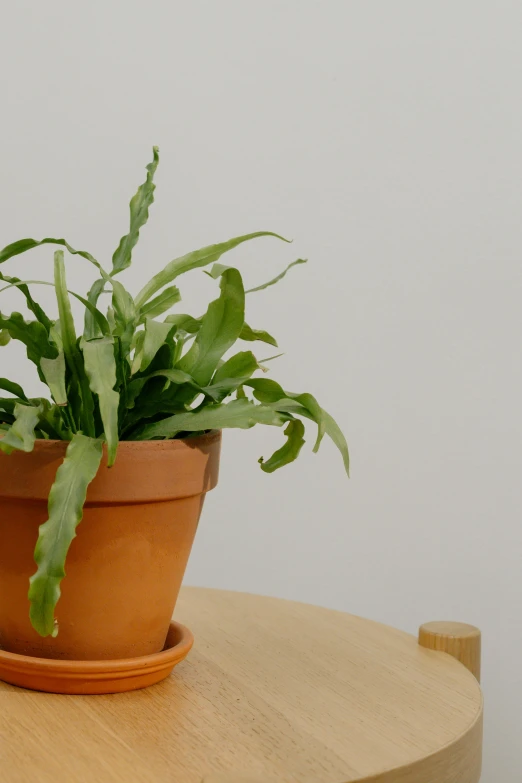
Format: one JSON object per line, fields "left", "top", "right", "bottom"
{"left": 0, "top": 1, "right": 520, "bottom": 779}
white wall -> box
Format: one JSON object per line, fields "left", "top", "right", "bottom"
{"left": 1, "top": 1, "right": 520, "bottom": 779}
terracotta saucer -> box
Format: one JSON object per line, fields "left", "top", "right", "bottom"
{"left": 0, "top": 621, "right": 193, "bottom": 695}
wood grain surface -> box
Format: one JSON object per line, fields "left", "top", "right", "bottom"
{"left": 0, "top": 587, "right": 483, "bottom": 783}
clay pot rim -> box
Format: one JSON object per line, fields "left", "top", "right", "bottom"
{"left": 24, "top": 429, "right": 221, "bottom": 452}
{"left": 0, "top": 621, "right": 194, "bottom": 675}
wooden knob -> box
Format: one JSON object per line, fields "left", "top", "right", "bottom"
{"left": 418, "top": 621, "right": 481, "bottom": 681}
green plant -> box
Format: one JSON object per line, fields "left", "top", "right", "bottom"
{"left": 0, "top": 148, "right": 349, "bottom": 638}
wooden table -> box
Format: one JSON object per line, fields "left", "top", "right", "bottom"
{"left": 0, "top": 587, "right": 483, "bottom": 783}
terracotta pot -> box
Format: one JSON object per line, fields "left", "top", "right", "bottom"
{"left": 0, "top": 431, "right": 221, "bottom": 661}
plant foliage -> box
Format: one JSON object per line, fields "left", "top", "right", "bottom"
{"left": 0, "top": 148, "right": 349, "bottom": 636}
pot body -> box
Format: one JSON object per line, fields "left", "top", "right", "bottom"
{"left": 0, "top": 432, "right": 221, "bottom": 660}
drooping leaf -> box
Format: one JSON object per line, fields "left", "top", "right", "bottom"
{"left": 135, "top": 231, "right": 290, "bottom": 309}
{"left": 245, "top": 379, "right": 325, "bottom": 452}
{"left": 54, "top": 251, "right": 95, "bottom": 436}
{"left": 246, "top": 378, "right": 349, "bottom": 475}
{"left": 134, "top": 397, "right": 285, "bottom": 440}
{"left": 0, "top": 271, "right": 53, "bottom": 331}
{"left": 0, "top": 237, "right": 107, "bottom": 275}
{"left": 202, "top": 351, "right": 260, "bottom": 400}
{"left": 240, "top": 323, "right": 278, "bottom": 348}
{"left": 28, "top": 434, "right": 103, "bottom": 636}
{"left": 0, "top": 277, "right": 110, "bottom": 338}
{"left": 259, "top": 419, "right": 306, "bottom": 473}
{"left": 112, "top": 147, "right": 159, "bottom": 275}
{"left": 177, "top": 268, "right": 245, "bottom": 385}
{"left": 0, "top": 378, "right": 28, "bottom": 400}
{"left": 67, "top": 289, "right": 110, "bottom": 337}
{"left": 246, "top": 258, "right": 307, "bottom": 293}
{"left": 40, "top": 354, "right": 67, "bottom": 406}
{"left": 81, "top": 337, "right": 119, "bottom": 466}
{"left": 0, "top": 402, "right": 43, "bottom": 454}
{"left": 0, "top": 311, "right": 57, "bottom": 366}
{"left": 139, "top": 285, "right": 181, "bottom": 322}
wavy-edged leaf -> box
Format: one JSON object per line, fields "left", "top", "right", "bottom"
{"left": 202, "top": 351, "right": 260, "bottom": 400}
{"left": 0, "top": 311, "right": 57, "bottom": 366}
{"left": 246, "top": 258, "right": 307, "bottom": 293}
{"left": 81, "top": 337, "right": 119, "bottom": 466}
{"left": 139, "top": 286, "right": 181, "bottom": 322}
{"left": 112, "top": 147, "right": 159, "bottom": 275}
{"left": 134, "top": 397, "right": 285, "bottom": 440}
{"left": 0, "top": 402, "right": 43, "bottom": 454}
{"left": 246, "top": 379, "right": 349, "bottom": 475}
{"left": 177, "top": 268, "right": 245, "bottom": 385}
{"left": 259, "top": 419, "right": 306, "bottom": 473}
{"left": 54, "top": 251, "right": 94, "bottom": 436}
{"left": 0, "top": 237, "right": 106, "bottom": 275}
{"left": 40, "top": 354, "right": 67, "bottom": 406}
{"left": 0, "top": 271, "right": 53, "bottom": 331}
{"left": 246, "top": 378, "right": 325, "bottom": 451}
{"left": 28, "top": 434, "right": 103, "bottom": 636}
{"left": 240, "top": 323, "right": 278, "bottom": 348}
{"left": 135, "top": 231, "right": 290, "bottom": 309}
{"left": 0, "top": 378, "right": 28, "bottom": 400}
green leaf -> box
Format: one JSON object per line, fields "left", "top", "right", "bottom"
{"left": 246, "top": 378, "right": 325, "bottom": 451}
{"left": 40, "top": 354, "right": 67, "bottom": 406}
{"left": 84, "top": 279, "right": 107, "bottom": 339}
{"left": 246, "top": 258, "right": 307, "bottom": 293}
{"left": 134, "top": 397, "right": 285, "bottom": 440}
{"left": 164, "top": 313, "right": 202, "bottom": 334}
{"left": 0, "top": 271, "right": 53, "bottom": 332}
{"left": 0, "top": 277, "right": 110, "bottom": 338}
{"left": 126, "top": 368, "right": 201, "bottom": 409}
{"left": 246, "top": 379, "right": 349, "bottom": 475}
{"left": 81, "top": 337, "right": 119, "bottom": 466}
{"left": 177, "top": 268, "right": 245, "bottom": 385}
{"left": 240, "top": 323, "right": 278, "bottom": 348}
{"left": 139, "top": 286, "right": 181, "bottom": 322}
{"left": 111, "top": 279, "right": 137, "bottom": 357}
{"left": 0, "top": 237, "right": 107, "bottom": 276}
{"left": 112, "top": 147, "right": 159, "bottom": 275}
{"left": 0, "top": 330, "right": 10, "bottom": 346}
{"left": 54, "top": 251, "right": 95, "bottom": 436}
{"left": 135, "top": 231, "right": 290, "bottom": 309}
{"left": 0, "top": 402, "right": 43, "bottom": 454}
{"left": 0, "top": 378, "right": 28, "bottom": 400}
{"left": 0, "top": 311, "right": 57, "bottom": 366}
{"left": 259, "top": 419, "right": 306, "bottom": 473}
{"left": 202, "top": 351, "right": 260, "bottom": 400}
{"left": 132, "top": 319, "right": 173, "bottom": 374}
{"left": 322, "top": 409, "right": 350, "bottom": 476}
{"left": 28, "top": 434, "right": 103, "bottom": 636}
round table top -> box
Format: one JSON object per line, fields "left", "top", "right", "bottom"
{"left": 0, "top": 587, "right": 483, "bottom": 783}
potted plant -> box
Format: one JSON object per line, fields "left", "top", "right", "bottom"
{"left": 0, "top": 148, "right": 348, "bottom": 694}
